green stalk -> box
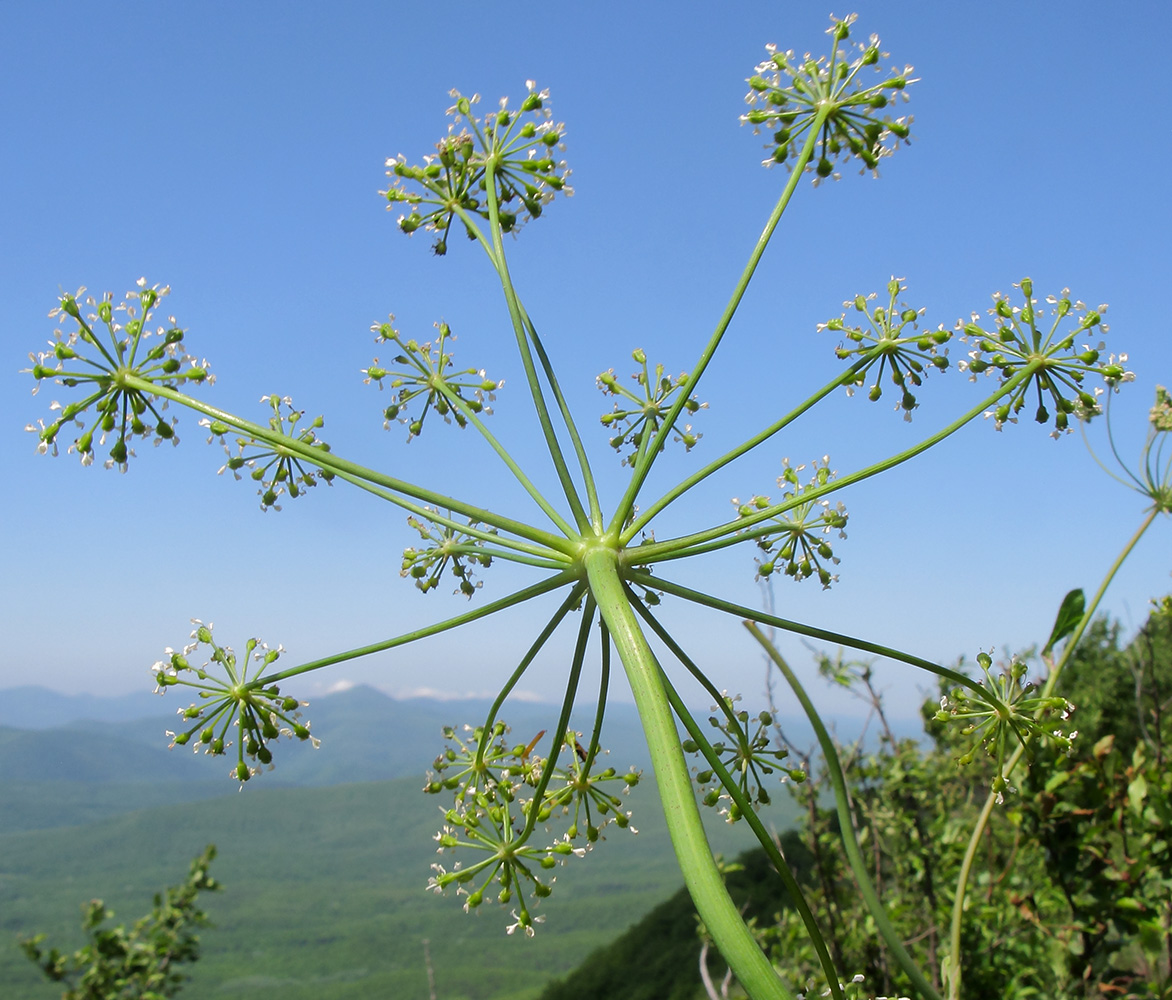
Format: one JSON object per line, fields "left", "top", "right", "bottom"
{"left": 584, "top": 548, "right": 795, "bottom": 1000}
{"left": 518, "top": 303, "right": 605, "bottom": 530}
{"left": 332, "top": 469, "right": 569, "bottom": 564}
{"left": 258, "top": 570, "right": 576, "bottom": 685}
{"left": 747, "top": 622, "right": 943, "bottom": 1000}
{"left": 634, "top": 367, "right": 1039, "bottom": 562}
{"left": 629, "top": 595, "right": 845, "bottom": 1000}
{"left": 643, "top": 575, "right": 1007, "bottom": 712}
{"left": 430, "top": 378, "right": 578, "bottom": 538}
{"left": 454, "top": 202, "right": 604, "bottom": 530}
{"left": 476, "top": 584, "right": 588, "bottom": 766}
{"left": 608, "top": 113, "right": 830, "bottom": 538}
{"left": 944, "top": 507, "right": 1159, "bottom": 999}
{"left": 478, "top": 170, "right": 593, "bottom": 534}
{"left": 624, "top": 358, "right": 870, "bottom": 544}
{"left": 517, "top": 599, "right": 595, "bottom": 843}
{"left": 127, "top": 376, "right": 573, "bottom": 554}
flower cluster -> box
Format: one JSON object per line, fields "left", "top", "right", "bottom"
{"left": 24, "top": 280, "right": 211, "bottom": 471}
{"left": 381, "top": 82, "right": 571, "bottom": 254}
{"left": 957, "top": 279, "right": 1133, "bottom": 435}
{"left": 424, "top": 722, "right": 638, "bottom": 934}
{"left": 742, "top": 14, "right": 915, "bottom": 181}
{"left": 735, "top": 457, "right": 849, "bottom": 588}
{"left": 204, "top": 395, "right": 334, "bottom": 511}
{"left": 151, "top": 620, "right": 316, "bottom": 783}
{"left": 684, "top": 695, "right": 805, "bottom": 822}
{"left": 819, "top": 277, "right": 951, "bottom": 419}
{"left": 364, "top": 319, "right": 500, "bottom": 440}
{"left": 596, "top": 349, "right": 707, "bottom": 466}
{"left": 401, "top": 509, "right": 496, "bottom": 597}
{"left": 935, "top": 651, "right": 1076, "bottom": 801}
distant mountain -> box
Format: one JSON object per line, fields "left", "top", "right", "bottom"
{"left": 0, "top": 685, "right": 163, "bottom": 728}
{"left": 0, "top": 683, "right": 905, "bottom": 835}
{"left": 0, "top": 684, "right": 655, "bottom": 790}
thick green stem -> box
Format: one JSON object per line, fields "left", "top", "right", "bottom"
{"left": 630, "top": 595, "right": 844, "bottom": 1000}
{"left": 608, "top": 114, "right": 829, "bottom": 537}
{"left": 129, "top": 377, "right": 572, "bottom": 554}
{"left": 747, "top": 622, "right": 943, "bottom": 1000}
{"left": 944, "top": 507, "right": 1159, "bottom": 999}
{"left": 584, "top": 549, "right": 794, "bottom": 1000}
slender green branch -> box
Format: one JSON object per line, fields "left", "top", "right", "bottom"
{"left": 477, "top": 584, "right": 589, "bottom": 765}
{"left": 127, "top": 376, "right": 574, "bottom": 554}
{"left": 629, "top": 594, "right": 845, "bottom": 1000}
{"left": 584, "top": 548, "right": 795, "bottom": 1000}
{"left": 623, "top": 358, "right": 870, "bottom": 544}
{"left": 332, "top": 469, "right": 570, "bottom": 564}
{"left": 452, "top": 202, "right": 603, "bottom": 531}
{"left": 644, "top": 574, "right": 1006, "bottom": 711}
{"left": 518, "top": 598, "right": 595, "bottom": 843}
{"left": 608, "top": 114, "right": 829, "bottom": 537}
{"left": 747, "top": 622, "right": 943, "bottom": 1000}
{"left": 518, "top": 304, "right": 605, "bottom": 530}
{"left": 476, "top": 172, "right": 592, "bottom": 533}
{"left": 583, "top": 620, "right": 611, "bottom": 769}
{"left": 430, "top": 376, "right": 579, "bottom": 538}
{"left": 634, "top": 366, "right": 1039, "bottom": 562}
{"left": 944, "top": 506, "right": 1160, "bottom": 1000}
{"left": 258, "top": 569, "right": 577, "bottom": 685}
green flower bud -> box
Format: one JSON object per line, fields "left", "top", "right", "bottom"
{"left": 236, "top": 762, "right": 251, "bottom": 781}
{"left": 173, "top": 731, "right": 191, "bottom": 746}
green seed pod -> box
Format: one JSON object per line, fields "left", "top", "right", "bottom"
{"left": 816, "top": 157, "right": 833, "bottom": 177}
{"left": 236, "top": 762, "right": 251, "bottom": 781}
{"left": 173, "top": 731, "right": 191, "bottom": 746}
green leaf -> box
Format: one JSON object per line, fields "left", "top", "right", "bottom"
{"left": 1042, "top": 588, "right": 1085, "bottom": 656}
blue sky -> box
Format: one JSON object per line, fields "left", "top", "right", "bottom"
{"left": 2, "top": 1, "right": 1169, "bottom": 722}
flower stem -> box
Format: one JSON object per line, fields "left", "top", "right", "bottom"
{"left": 747, "top": 621, "right": 943, "bottom": 1000}
{"left": 477, "top": 171, "right": 594, "bottom": 534}
{"left": 630, "top": 595, "right": 845, "bottom": 1000}
{"left": 624, "top": 359, "right": 869, "bottom": 544}
{"left": 127, "top": 376, "right": 573, "bottom": 554}
{"left": 259, "top": 570, "right": 577, "bottom": 685}
{"left": 584, "top": 548, "right": 795, "bottom": 1000}
{"left": 430, "top": 378, "right": 578, "bottom": 537}
{"left": 608, "top": 112, "right": 830, "bottom": 538}
{"left": 944, "top": 506, "right": 1159, "bottom": 999}
{"left": 634, "top": 366, "right": 1038, "bottom": 562}
{"left": 642, "top": 574, "right": 1007, "bottom": 711}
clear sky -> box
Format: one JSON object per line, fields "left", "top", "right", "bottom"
{"left": 2, "top": 1, "right": 1169, "bottom": 722}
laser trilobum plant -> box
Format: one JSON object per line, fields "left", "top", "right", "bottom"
{"left": 24, "top": 14, "right": 1162, "bottom": 1000}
